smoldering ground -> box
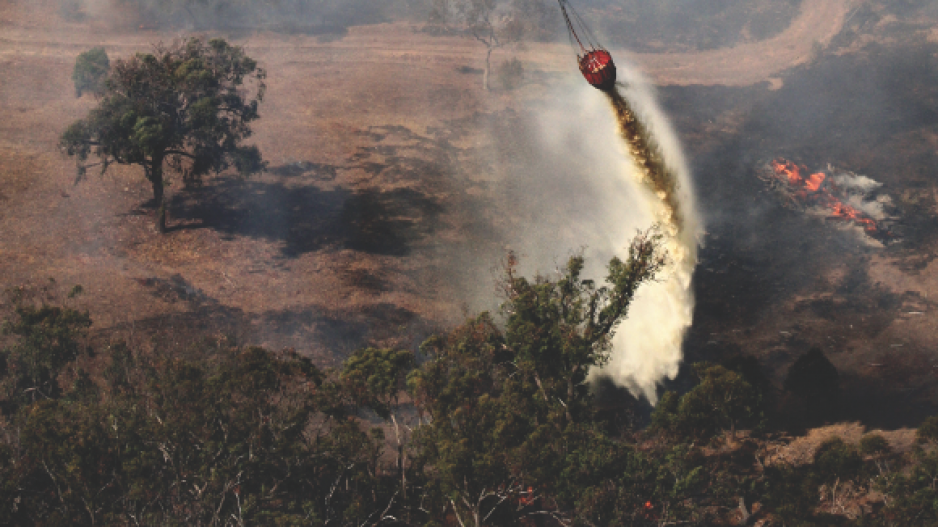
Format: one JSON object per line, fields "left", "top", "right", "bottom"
{"left": 653, "top": 6, "right": 938, "bottom": 426}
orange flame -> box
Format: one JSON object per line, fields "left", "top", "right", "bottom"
{"left": 806, "top": 172, "right": 825, "bottom": 192}
{"left": 827, "top": 199, "right": 878, "bottom": 232}
{"left": 769, "top": 158, "right": 879, "bottom": 234}
{"left": 771, "top": 159, "right": 803, "bottom": 185}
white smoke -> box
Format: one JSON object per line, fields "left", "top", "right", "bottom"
{"left": 831, "top": 167, "right": 890, "bottom": 221}
{"left": 832, "top": 172, "right": 882, "bottom": 194}
{"left": 522, "top": 62, "right": 701, "bottom": 404}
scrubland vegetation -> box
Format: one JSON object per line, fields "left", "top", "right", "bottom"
{"left": 3, "top": 247, "right": 938, "bottom": 526}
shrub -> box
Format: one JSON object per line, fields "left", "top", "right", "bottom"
{"left": 814, "top": 437, "right": 863, "bottom": 482}
{"left": 0, "top": 304, "right": 91, "bottom": 410}
{"left": 917, "top": 415, "right": 938, "bottom": 443}
{"left": 497, "top": 57, "right": 524, "bottom": 90}
{"left": 72, "top": 47, "right": 109, "bottom": 97}
{"left": 859, "top": 433, "right": 892, "bottom": 456}
{"left": 650, "top": 364, "right": 759, "bottom": 441}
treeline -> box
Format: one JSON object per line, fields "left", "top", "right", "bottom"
{"left": 4, "top": 250, "right": 938, "bottom": 525}
{"left": 60, "top": 0, "right": 431, "bottom": 30}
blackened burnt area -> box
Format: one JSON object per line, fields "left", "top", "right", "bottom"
{"left": 656, "top": 37, "right": 938, "bottom": 423}
{"left": 661, "top": 37, "right": 938, "bottom": 329}
{"left": 102, "top": 290, "right": 429, "bottom": 367}
{"left": 165, "top": 123, "right": 483, "bottom": 258}
{"left": 167, "top": 177, "right": 353, "bottom": 256}
{"left": 338, "top": 187, "right": 444, "bottom": 256}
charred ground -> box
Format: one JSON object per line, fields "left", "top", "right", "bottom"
{"left": 663, "top": 11, "right": 938, "bottom": 427}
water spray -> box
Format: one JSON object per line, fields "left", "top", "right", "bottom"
{"left": 557, "top": 0, "right": 700, "bottom": 402}
{"left": 599, "top": 76, "right": 700, "bottom": 404}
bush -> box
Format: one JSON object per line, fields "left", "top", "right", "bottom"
{"left": 859, "top": 433, "right": 892, "bottom": 456}
{"left": 763, "top": 464, "right": 821, "bottom": 524}
{"left": 814, "top": 437, "right": 863, "bottom": 482}
{"left": 651, "top": 390, "right": 680, "bottom": 434}
{"left": 2, "top": 339, "right": 395, "bottom": 525}
{"left": 877, "top": 449, "right": 938, "bottom": 526}
{"left": 917, "top": 415, "right": 938, "bottom": 443}
{"left": 0, "top": 304, "right": 91, "bottom": 411}
{"left": 72, "top": 47, "right": 109, "bottom": 97}
{"left": 650, "top": 364, "right": 760, "bottom": 441}
{"left": 497, "top": 57, "right": 524, "bottom": 90}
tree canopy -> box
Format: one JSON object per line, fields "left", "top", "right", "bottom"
{"left": 652, "top": 363, "right": 762, "bottom": 441}
{"left": 61, "top": 38, "right": 266, "bottom": 232}
{"left": 8, "top": 232, "right": 938, "bottom": 525}
{"left": 408, "top": 230, "right": 667, "bottom": 524}
{"left": 72, "top": 47, "right": 110, "bottom": 98}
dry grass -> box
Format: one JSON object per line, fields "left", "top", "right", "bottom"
{"left": 767, "top": 422, "right": 919, "bottom": 467}
{"left": 0, "top": 11, "right": 496, "bottom": 358}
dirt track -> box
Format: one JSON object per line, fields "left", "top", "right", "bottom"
{"left": 1, "top": 0, "right": 857, "bottom": 88}
{"left": 633, "top": 0, "right": 858, "bottom": 85}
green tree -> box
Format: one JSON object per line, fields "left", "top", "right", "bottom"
{"left": 72, "top": 47, "right": 110, "bottom": 98}
{"left": 342, "top": 347, "right": 414, "bottom": 421}
{"left": 859, "top": 433, "right": 892, "bottom": 457}
{"left": 813, "top": 437, "right": 863, "bottom": 482}
{"left": 878, "top": 449, "right": 938, "bottom": 526}
{"left": 721, "top": 354, "right": 773, "bottom": 416}
{"left": 341, "top": 347, "right": 415, "bottom": 497}
{"left": 408, "top": 230, "right": 667, "bottom": 525}
{"left": 652, "top": 363, "right": 760, "bottom": 441}
{"left": 762, "top": 463, "right": 823, "bottom": 525}
{"left": 61, "top": 37, "right": 267, "bottom": 233}
{"left": 0, "top": 304, "right": 91, "bottom": 411}
{"left": 917, "top": 415, "right": 938, "bottom": 443}
{"left": 1, "top": 338, "right": 402, "bottom": 526}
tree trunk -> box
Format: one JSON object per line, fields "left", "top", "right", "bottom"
{"left": 565, "top": 364, "right": 579, "bottom": 424}
{"left": 391, "top": 413, "right": 406, "bottom": 499}
{"left": 150, "top": 157, "right": 166, "bottom": 233}
{"left": 483, "top": 47, "right": 493, "bottom": 91}
{"left": 737, "top": 497, "right": 751, "bottom": 526}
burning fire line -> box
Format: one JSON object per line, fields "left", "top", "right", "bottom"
{"left": 762, "top": 158, "right": 890, "bottom": 237}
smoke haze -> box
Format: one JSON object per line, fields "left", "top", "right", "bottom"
{"left": 489, "top": 64, "right": 700, "bottom": 403}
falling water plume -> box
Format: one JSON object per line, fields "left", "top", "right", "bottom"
{"left": 591, "top": 74, "right": 701, "bottom": 404}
